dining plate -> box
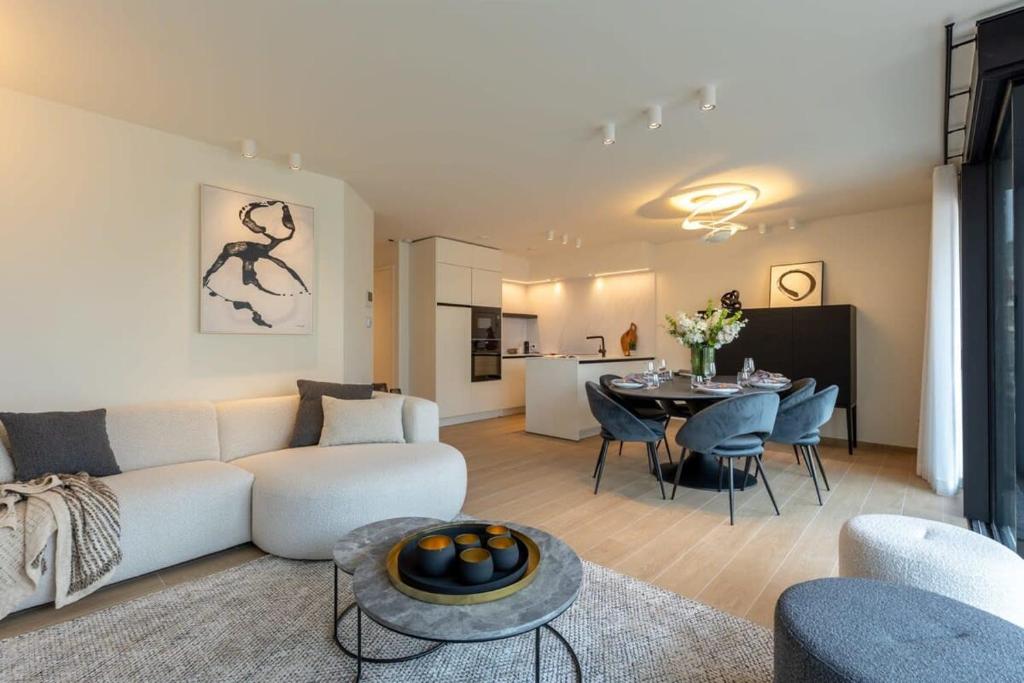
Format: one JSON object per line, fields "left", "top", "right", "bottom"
{"left": 695, "top": 383, "right": 741, "bottom": 395}
{"left": 611, "top": 380, "right": 644, "bottom": 389}
{"left": 750, "top": 379, "right": 788, "bottom": 389}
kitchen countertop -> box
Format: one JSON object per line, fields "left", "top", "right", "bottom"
{"left": 524, "top": 354, "right": 655, "bottom": 364}
{"left": 502, "top": 353, "right": 543, "bottom": 358}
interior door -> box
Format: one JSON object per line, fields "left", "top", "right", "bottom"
{"left": 372, "top": 266, "right": 395, "bottom": 388}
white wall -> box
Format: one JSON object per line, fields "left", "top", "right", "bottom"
{"left": 526, "top": 273, "right": 657, "bottom": 357}
{"left": 653, "top": 204, "right": 929, "bottom": 447}
{"left": 0, "top": 87, "right": 374, "bottom": 411}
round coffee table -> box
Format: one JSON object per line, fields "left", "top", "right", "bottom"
{"left": 341, "top": 518, "right": 583, "bottom": 681}
{"left": 332, "top": 517, "right": 446, "bottom": 664}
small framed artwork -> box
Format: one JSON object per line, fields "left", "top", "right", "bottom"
{"left": 200, "top": 185, "right": 315, "bottom": 334}
{"left": 769, "top": 260, "right": 823, "bottom": 308}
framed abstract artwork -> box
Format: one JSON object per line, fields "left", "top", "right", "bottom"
{"left": 769, "top": 260, "right": 823, "bottom": 308}
{"left": 200, "top": 185, "right": 315, "bottom": 334}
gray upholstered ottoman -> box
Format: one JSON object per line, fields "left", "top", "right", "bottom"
{"left": 774, "top": 578, "right": 1024, "bottom": 682}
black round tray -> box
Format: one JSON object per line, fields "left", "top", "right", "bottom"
{"left": 397, "top": 522, "right": 530, "bottom": 596}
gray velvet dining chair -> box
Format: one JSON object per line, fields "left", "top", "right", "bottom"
{"left": 769, "top": 385, "right": 838, "bottom": 506}
{"left": 598, "top": 374, "right": 673, "bottom": 463}
{"left": 585, "top": 381, "right": 667, "bottom": 499}
{"left": 673, "top": 392, "right": 780, "bottom": 525}
{"left": 779, "top": 378, "right": 816, "bottom": 464}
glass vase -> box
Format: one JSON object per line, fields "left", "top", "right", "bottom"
{"left": 690, "top": 345, "right": 716, "bottom": 383}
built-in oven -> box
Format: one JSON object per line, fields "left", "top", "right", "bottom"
{"left": 471, "top": 306, "right": 502, "bottom": 382}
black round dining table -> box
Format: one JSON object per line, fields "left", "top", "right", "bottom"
{"left": 607, "top": 375, "right": 791, "bottom": 491}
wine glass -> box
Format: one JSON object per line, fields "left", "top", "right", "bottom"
{"left": 706, "top": 359, "right": 717, "bottom": 383}
{"left": 743, "top": 357, "right": 755, "bottom": 379}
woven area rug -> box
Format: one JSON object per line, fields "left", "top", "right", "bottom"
{"left": 1, "top": 556, "right": 772, "bottom": 682}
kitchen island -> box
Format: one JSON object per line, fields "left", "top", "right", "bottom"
{"left": 525, "top": 355, "right": 655, "bottom": 440}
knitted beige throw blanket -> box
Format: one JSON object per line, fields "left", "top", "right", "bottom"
{"left": 0, "top": 473, "right": 121, "bottom": 620}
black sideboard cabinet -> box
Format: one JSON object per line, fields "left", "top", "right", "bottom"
{"left": 716, "top": 305, "right": 858, "bottom": 453}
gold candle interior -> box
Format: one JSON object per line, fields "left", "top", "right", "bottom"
{"left": 417, "top": 534, "right": 452, "bottom": 551}
{"left": 485, "top": 525, "right": 509, "bottom": 536}
{"left": 454, "top": 533, "right": 480, "bottom": 546}
{"left": 487, "top": 536, "right": 515, "bottom": 550}
{"left": 460, "top": 547, "right": 490, "bottom": 563}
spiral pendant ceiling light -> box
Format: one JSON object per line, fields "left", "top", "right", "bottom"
{"left": 669, "top": 183, "right": 760, "bottom": 242}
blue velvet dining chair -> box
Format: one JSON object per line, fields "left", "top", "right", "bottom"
{"left": 585, "top": 381, "right": 667, "bottom": 499}
{"left": 598, "top": 374, "right": 673, "bottom": 463}
{"left": 779, "top": 378, "right": 816, "bottom": 463}
{"left": 673, "top": 392, "right": 780, "bottom": 525}
{"left": 769, "top": 385, "right": 839, "bottom": 506}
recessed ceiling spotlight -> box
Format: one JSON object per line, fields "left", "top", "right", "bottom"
{"left": 562, "top": 233, "right": 569, "bottom": 245}
{"left": 575, "top": 237, "right": 583, "bottom": 249}
{"left": 758, "top": 223, "right": 768, "bottom": 236}
{"left": 699, "top": 84, "right": 717, "bottom": 112}
{"left": 788, "top": 218, "right": 799, "bottom": 230}
{"left": 241, "top": 139, "right": 257, "bottom": 159}
{"left": 602, "top": 122, "right": 616, "bottom": 145}
{"left": 288, "top": 152, "right": 302, "bottom": 171}
{"left": 647, "top": 105, "right": 663, "bottom": 130}
{"left": 546, "top": 229, "right": 555, "bottom": 241}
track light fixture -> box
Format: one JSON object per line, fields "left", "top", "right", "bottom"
{"left": 575, "top": 237, "right": 583, "bottom": 249}
{"left": 758, "top": 223, "right": 768, "bottom": 236}
{"left": 647, "top": 105, "right": 663, "bottom": 130}
{"left": 241, "top": 139, "right": 256, "bottom": 159}
{"left": 546, "top": 230, "right": 555, "bottom": 241}
{"left": 699, "top": 85, "right": 717, "bottom": 112}
{"left": 562, "top": 233, "right": 569, "bottom": 245}
{"left": 602, "top": 122, "right": 616, "bottom": 145}
{"left": 788, "top": 218, "right": 799, "bottom": 231}
{"left": 288, "top": 152, "right": 302, "bottom": 171}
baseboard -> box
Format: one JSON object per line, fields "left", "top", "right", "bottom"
{"left": 817, "top": 436, "right": 917, "bottom": 454}
{"left": 440, "top": 406, "right": 524, "bottom": 427}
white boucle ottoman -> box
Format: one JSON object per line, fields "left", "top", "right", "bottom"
{"left": 839, "top": 514, "right": 1024, "bottom": 627}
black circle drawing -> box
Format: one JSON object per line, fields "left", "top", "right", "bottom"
{"left": 202, "top": 200, "right": 311, "bottom": 328}
{"left": 777, "top": 269, "right": 817, "bottom": 301}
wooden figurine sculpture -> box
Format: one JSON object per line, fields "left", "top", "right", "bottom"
{"left": 620, "top": 323, "right": 638, "bottom": 356}
{"left": 720, "top": 290, "right": 742, "bottom": 313}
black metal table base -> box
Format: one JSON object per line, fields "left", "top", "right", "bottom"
{"left": 334, "top": 565, "right": 582, "bottom": 682}
{"left": 657, "top": 451, "right": 757, "bottom": 491}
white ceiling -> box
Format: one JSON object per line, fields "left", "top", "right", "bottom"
{"left": 0, "top": 1, "right": 992, "bottom": 255}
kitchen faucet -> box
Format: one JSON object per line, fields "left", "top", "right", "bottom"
{"left": 586, "top": 335, "right": 607, "bottom": 358}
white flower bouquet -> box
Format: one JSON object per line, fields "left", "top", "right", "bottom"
{"left": 664, "top": 301, "right": 746, "bottom": 350}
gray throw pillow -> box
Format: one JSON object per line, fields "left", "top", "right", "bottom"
{"left": 0, "top": 409, "right": 121, "bottom": 481}
{"left": 290, "top": 379, "right": 374, "bottom": 447}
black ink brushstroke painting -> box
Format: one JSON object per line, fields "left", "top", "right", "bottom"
{"left": 200, "top": 186, "right": 314, "bottom": 333}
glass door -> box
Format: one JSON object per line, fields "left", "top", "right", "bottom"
{"left": 990, "top": 82, "right": 1024, "bottom": 551}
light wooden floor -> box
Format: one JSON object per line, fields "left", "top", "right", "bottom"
{"left": 452, "top": 414, "right": 964, "bottom": 629}
{"left": 0, "top": 414, "right": 963, "bottom": 638}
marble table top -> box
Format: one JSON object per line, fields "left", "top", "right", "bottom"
{"left": 333, "top": 517, "right": 443, "bottom": 575}
{"left": 351, "top": 521, "right": 583, "bottom": 642}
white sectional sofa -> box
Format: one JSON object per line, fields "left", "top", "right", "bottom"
{"left": 1, "top": 393, "right": 466, "bottom": 612}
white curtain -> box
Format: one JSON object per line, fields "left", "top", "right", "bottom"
{"left": 917, "top": 165, "right": 963, "bottom": 496}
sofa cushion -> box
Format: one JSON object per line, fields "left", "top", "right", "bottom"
{"left": 320, "top": 396, "right": 405, "bottom": 446}
{"left": 106, "top": 401, "right": 220, "bottom": 471}
{"left": 14, "top": 460, "right": 254, "bottom": 611}
{"left": 0, "top": 422, "right": 13, "bottom": 483}
{"left": 216, "top": 395, "right": 299, "bottom": 462}
{"left": 0, "top": 409, "right": 120, "bottom": 480}
{"left": 233, "top": 442, "right": 466, "bottom": 559}
{"left": 290, "top": 380, "right": 374, "bottom": 447}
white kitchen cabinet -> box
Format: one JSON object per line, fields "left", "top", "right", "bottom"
{"left": 471, "top": 268, "right": 502, "bottom": 308}
{"left": 501, "top": 358, "right": 526, "bottom": 408}
{"left": 435, "top": 305, "right": 472, "bottom": 418}
{"left": 436, "top": 263, "right": 472, "bottom": 305}
{"left": 470, "top": 378, "right": 504, "bottom": 413}
{"left": 435, "top": 238, "right": 477, "bottom": 268}
{"left": 473, "top": 246, "right": 503, "bottom": 272}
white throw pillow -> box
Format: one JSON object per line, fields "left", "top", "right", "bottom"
{"left": 319, "top": 396, "right": 405, "bottom": 446}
